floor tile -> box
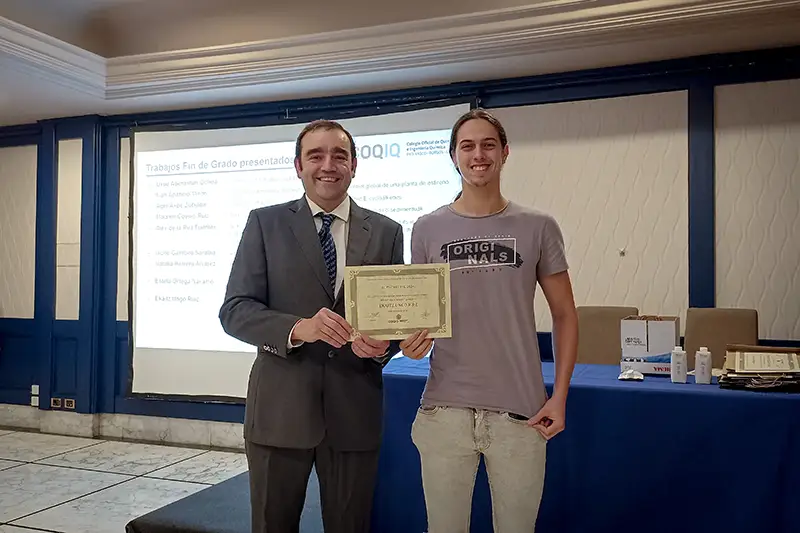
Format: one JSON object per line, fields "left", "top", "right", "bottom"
{"left": 0, "top": 526, "right": 38, "bottom": 533}
{"left": 0, "top": 459, "right": 23, "bottom": 471}
{"left": 0, "top": 430, "right": 15, "bottom": 437}
{"left": 14, "top": 476, "right": 207, "bottom": 533}
{"left": 0, "top": 463, "right": 130, "bottom": 523}
{"left": 146, "top": 450, "right": 248, "bottom": 484}
{"left": 0, "top": 432, "right": 100, "bottom": 462}
{"left": 39, "top": 440, "right": 206, "bottom": 476}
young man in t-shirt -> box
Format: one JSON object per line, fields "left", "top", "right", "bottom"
{"left": 398, "top": 108, "right": 579, "bottom": 532}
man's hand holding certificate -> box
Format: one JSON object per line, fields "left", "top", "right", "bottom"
{"left": 351, "top": 334, "right": 391, "bottom": 359}
{"left": 344, "top": 264, "right": 452, "bottom": 341}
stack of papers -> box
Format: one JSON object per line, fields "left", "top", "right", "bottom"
{"left": 719, "top": 344, "right": 800, "bottom": 392}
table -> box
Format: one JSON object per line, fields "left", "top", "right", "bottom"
{"left": 372, "top": 358, "right": 800, "bottom": 533}
{"left": 126, "top": 358, "right": 800, "bottom": 533}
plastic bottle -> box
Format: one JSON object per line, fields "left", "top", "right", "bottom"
{"left": 671, "top": 346, "right": 687, "bottom": 383}
{"left": 695, "top": 347, "right": 712, "bottom": 384}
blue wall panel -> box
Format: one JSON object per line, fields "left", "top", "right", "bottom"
{"left": 74, "top": 118, "right": 104, "bottom": 414}
{"left": 0, "top": 320, "right": 37, "bottom": 404}
{"left": 0, "top": 45, "right": 798, "bottom": 420}
{"left": 688, "top": 83, "right": 716, "bottom": 308}
{"left": 0, "top": 126, "right": 41, "bottom": 407}
{"left": 116, "top": 322, "right": 128, "bottom": 401}
{"left": 0, "top": 123, "right": 40, "bottom": 147}
{"left": 31, "top": 123, "right": 57, "bottom": 410}
{"left": 52, "top": 335, "right": 78, "bottom": 397}
{"left": 52, "top": 321, "right": 83, "bottom": 401}
{"left": 114, "top": 395, "right": 245, "bottom": 424}
{"left": 0, "top": 389, "right": 32, "bottom": 406}
{"left": 98, "top": 127, "right": 123, "bottom": 414}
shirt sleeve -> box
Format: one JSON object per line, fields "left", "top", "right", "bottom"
{"left": 287, "top": 320, "right": 304, "bottom": 350}
{"left": 537, "top": 215, "right": 569, "bottom": 278}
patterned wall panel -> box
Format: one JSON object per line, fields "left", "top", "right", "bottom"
{"left": 715, "top": 79, "right": 800, "bottom": 341}
{"left": 0, "top": 145, "right": 37, "bottom": 319}
{"left": 55, "top": 139, "right": 83, "bottom": 321}
{"left": 117, "top": 137, "right": 130, "bottom": 321}
{"left": 490, "top": 91, "right": 689, "bottom": 333}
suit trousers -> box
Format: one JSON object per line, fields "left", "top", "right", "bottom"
{"left": 245, "top": 439, "right": 380, "bottom": 533}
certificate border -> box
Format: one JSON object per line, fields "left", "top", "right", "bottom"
{"left": 344, "top": 264, "right": 452, "bottom": 340}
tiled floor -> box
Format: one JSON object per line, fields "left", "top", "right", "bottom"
{"left": 0, "top": 430, "right": 248, "bottom": 533}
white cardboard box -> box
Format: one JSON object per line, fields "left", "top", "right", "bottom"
{"left": 620, "top": 315, "right": 680, "bottom": 375}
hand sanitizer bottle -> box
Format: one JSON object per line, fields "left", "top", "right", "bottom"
{"left": 671, "top": 346, "right": 687, "bottom": 383}
{"left": 695, "top": 347, "right": 712, "bottom": 384}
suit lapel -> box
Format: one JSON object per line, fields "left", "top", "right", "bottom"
{"left": 346, "top": 201, "right": 372, "bottom": 268}
{"left": 334, "top": 201, "right": 372, "bottom": 307}
{"left": 288, "top": 198, "right": 334, "bottom": 301}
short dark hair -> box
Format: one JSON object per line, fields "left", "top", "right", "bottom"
{"left": 448, "top": 108, "right": 508, "bottom": 159}
{"left": 295, "top": 119, "right": 357, "bottom": 161}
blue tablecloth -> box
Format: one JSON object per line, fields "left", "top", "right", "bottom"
{"left": 372, "top": 358, "right": 800, "bottom": 533}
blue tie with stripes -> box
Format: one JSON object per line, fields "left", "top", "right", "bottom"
{"left": 318, "top": 213, "right": 337, "bottom": 293}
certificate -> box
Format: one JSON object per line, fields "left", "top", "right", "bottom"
{"left": 344, "top": 264, "right": 452, "bottom": 341}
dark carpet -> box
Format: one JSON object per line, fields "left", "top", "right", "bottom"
{"left": 126, "top": 468, "right": 323, "bottom": 533}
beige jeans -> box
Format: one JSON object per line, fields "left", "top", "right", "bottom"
{"left": 411, "top": 405, "right": 547, "bottom": 533}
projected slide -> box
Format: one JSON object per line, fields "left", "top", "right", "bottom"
{"left": 134, "top": 130, "right": 459, "bottom": 355}
{"left": 129, "top": 103, "right": 470, "bottom": 397}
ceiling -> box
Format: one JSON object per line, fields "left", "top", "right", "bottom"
{"left": 1, "top": 0, "right": 800, "bottom": 127}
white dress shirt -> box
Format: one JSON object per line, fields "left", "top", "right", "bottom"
{"left": 306, "top": 195, "right": 350, "bottom": 297}
{"left": 288, "top": 195, "right": 350, "bottom": 349}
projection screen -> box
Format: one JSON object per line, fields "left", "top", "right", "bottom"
{"left": 128, "top": 103, "right": 470, "bottom": 398}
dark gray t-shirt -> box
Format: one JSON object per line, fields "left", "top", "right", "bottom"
{"left": 411, "top": 201, "right": 569, "bottom": 417}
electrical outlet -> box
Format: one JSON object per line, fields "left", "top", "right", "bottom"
{"left": 51, "top": 398, "right": 62, "bottom": 408}
{"left": 30, "top": 396, "right": 39, "bottom": 407}
{"left": 64, "top": 399, "right": 75, "bottom": 410}
{"left": 31, "top": 384, "right": 39, "bottom": 395}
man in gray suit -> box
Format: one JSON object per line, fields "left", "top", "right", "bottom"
{"left": 219, "top": 119, "right": 404, "bottom": 533}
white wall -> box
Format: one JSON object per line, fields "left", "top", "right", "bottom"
{"left": 55, "top": 139, "right": 83, "bottom": 321}
{"left": 0, "top": 145, "right": 37, "bottom": 319}
{"left": 715, "top": 78, "right": 800, "bottom": 341}
{"left": 0, "top": 139, "right": 84, "bottom": 321}
{"left": 490, "top": 91, "right": 690, "bottom": 333}
{"left": 108, "top": 83, "right": 799, "bottom": 341}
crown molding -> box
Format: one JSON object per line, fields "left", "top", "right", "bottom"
{"left": 104, "top": 0, "right": 800, "bottom": 99}
{"left": 0, "top": 17, "right": 105, "bottom": 97}
{"left": 1, "top": 0, "right": 799, "bottom": 106}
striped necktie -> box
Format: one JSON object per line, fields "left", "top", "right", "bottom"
{"left": 317, "top": 213, "right": 337, "bottom": 293}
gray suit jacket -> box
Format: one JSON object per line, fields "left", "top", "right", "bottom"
{"left": 219, "top": 196, "right": 404, "bottom": 451}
